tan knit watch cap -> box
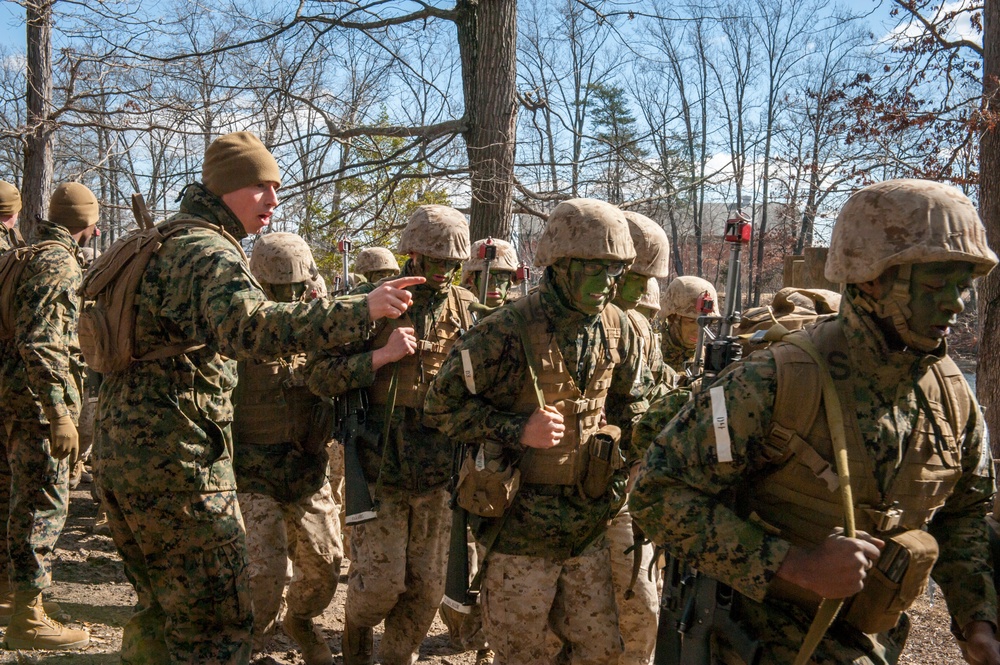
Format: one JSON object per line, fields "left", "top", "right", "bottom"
{"left": 0, "top": 181, "right": 21, "bottom": 217}
{"left": 203, "top": 132, "right": 282, "bottom": 196}
{"left": 50, "top": 182, "right": 99, "bottom": 230}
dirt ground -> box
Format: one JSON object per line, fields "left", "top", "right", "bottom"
{"left": 0, "top": 481, "right": 970, "bottom": 664}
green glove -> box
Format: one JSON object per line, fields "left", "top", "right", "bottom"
{"left": 48, "top": 414, "right": 79, "bottom": 464}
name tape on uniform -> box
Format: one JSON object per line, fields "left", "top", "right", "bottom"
{"left": 710, "top": 385, "right": 733, "bottom": 463}
{"left": 461, "top": 349, "right": 477, "bottom": 394}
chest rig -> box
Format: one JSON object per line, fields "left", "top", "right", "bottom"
{"left": 233, "top": 354, "right": 317, "bottom": 446}
{"left": 750, "top": 320, "right": 970, "bottom": 548}
{"left": 369, "top": 285, "right": 475, "bottom": 408}
{"left": 511, "top": 293, "right": 624, "bottom": 486}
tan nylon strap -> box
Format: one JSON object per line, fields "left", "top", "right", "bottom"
{"left": 774, "top": 325, "right": 857, "bottom": 665}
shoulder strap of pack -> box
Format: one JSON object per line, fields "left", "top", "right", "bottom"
{"left": 448, "top": 284, "right": 477, "bottom": 331}
{"left": 767, "top": 323, "right": 860, "bottom": 665}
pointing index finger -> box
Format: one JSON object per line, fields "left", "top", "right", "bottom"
{"left": 385, "top": 276, "right": 426, "bottom": 290}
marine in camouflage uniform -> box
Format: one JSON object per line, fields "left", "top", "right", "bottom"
{"left": 631, "top": 179, "right": 1000, "bottom": 665}
{"left": 0, "top": 180, "right": 23, "bottom": 623}
{"left": 605, "top": 211, "right": 672, "bottom": 665}
{"left": 425, "top": 199, "right": 653, "bottom": 665}
{"left": 94, "top": 132, "right": 418, "bottom": 665}
{"left": 0, "top": 183, "right": 99, "bottom": 650}
{"left": 234, "top": 232, "right": 342, "bottom": 665}
{"left": 306, "top": 205, "right": 474, "bottom": 665}
{"left": 658, "top": 275, "right": 718, "bottom": 376}
{"left": 460, "top": 237, "right": 521, "bottom": 321}
{"left": 355, "top": 247, "right": 401, "bottom": 289}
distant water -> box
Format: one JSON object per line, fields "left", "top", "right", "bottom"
{"left": 964, "top": 370, "right": 976, "bottom": 392}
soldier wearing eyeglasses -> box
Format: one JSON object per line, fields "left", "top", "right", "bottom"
{"left": 425, "top": 198, "right": 653, "bottom": 665}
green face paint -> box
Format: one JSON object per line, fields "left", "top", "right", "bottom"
{"left": 416, "top": 255, "right": 460, "bottom": 291}
{"left": 267, "top": 282, "right": 308, "bottom": 304}
{"left": 616, "top": 271, "right": 648, "bottom": 310}
{"left": 903, "top": 261, "right": 973, "bottom": 347}
{"left": 473, "top": 270, "right": 514, "bottom": 307}
{"left": 563, "top": 259, "right": 619, "bottom": 315}
{"left": 365, "top": 269, "right": 397, "bottom": 284}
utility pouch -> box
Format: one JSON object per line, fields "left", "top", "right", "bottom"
{"left": 582, "top": 425, "right": 625, "bottom": 499}
{"left": 303, "top": 400, "right": 335, "bottom": 456}
{"left": 456, "top": 442, "right": 521, "bottom": 518}
{"left": 842, "top": 529, "right": 939, "bottom": 634}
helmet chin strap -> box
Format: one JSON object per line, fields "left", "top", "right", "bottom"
{"left": 853, "top": 264, "right": 940, "bottom": 352}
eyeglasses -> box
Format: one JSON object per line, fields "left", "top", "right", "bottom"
{"left": 424, "top": 257, "right": 461, "bottom": 274}
{"left": 572, "top": 259, "right": 627, "bottom": 278}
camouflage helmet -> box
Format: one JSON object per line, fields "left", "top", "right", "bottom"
{"left": 397, "top": 205, "right": 470, "bottom": 261}
{"left": 826, "top": 179, "right": 998, "bottom": 283}
{"left": 622, "top": 211, "right": 670, "bottom": 278}
{"left": 249, "top": 232, "right": 319, "bottom": 284}
{"left": 534, "top": 198, "right": 636, "bottom": 267}
{"left": 637, "top": 277, "right": 661, "bottom": 313}
{"left": 355, "top": 247, "right": 400, "bottom": 276}
{"left": 461, "top": 238, "right": 519, "bottom": 283}
{"left": 661, "top": 275, "right": 718, "bottom": 319}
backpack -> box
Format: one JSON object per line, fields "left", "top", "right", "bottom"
{"left": 78, "top": 218, "right": 245, "bottom": 373}
{"left": 0, "top": 240, "right": 64, "bottom": 340}
{"left": 736, "top": 287, "right": 841, "bottom": 353}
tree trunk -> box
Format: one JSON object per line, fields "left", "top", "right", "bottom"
{"left": 456, "top": 0, "right": 519, "bottom": 242}
{"left": 979, "top": 0, "right": 1000, "bottom": 458}
{"left": 22, "top": 0, "right": 54, "bottom": 240}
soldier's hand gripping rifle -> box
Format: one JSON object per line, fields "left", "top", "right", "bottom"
{"left": 443, "top": 239, "right": 498, "bottom": 613}
{"left": 655, "top": 210, "right": 760, "bottom": 665}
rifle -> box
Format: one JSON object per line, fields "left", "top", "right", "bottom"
{"left": 336, "top": 390, "right": 377, "bottom": 525}
{"left": 443, "top": 241, "right": 498, "bottom": 613}
{"left": 655, "top": 209, "right": 759, "bottom": 665}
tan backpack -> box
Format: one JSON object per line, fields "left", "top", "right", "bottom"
{"left": 0, "top": 240, "right": 64, "bottom": 340}
{"left": 78, "top": 218, "right": 245, "bottom": 373}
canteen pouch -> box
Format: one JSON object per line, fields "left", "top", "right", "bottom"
{"left": 456, "top": 442, "right": 521, "bottom": 518}
{"left": 842, "top": 529, "right": 939, "bottom": 634}
{"left": 582, "top": 425, "right": 625, "bottom": 499}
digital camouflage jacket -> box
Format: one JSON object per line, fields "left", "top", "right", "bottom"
{"left": 424, "top": 275, "right": 653, "bottom": 559}
{"left": 94, "top": 184, "right": 373, "bottom": 495}
{"left": 0, "top": 221, "right": 84, "bottom": 425}
{"left": 631, "top": 293, "right": 996, "bottom": 638}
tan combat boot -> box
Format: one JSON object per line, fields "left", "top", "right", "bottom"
{"left": 2, "top": 592, "right": 89, "bottom": 650}
{"left": 0, "top": 580, "right": 63, "bottom": 626}
{"left": 341, "top": 618, "right": 374, "bottom": 665}
{"left": 284, "top": 615, "right": 333, "bottom": 665}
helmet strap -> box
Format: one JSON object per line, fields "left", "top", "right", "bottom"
{"left": 854, "top": 264, "right": 940, "bottom": 352}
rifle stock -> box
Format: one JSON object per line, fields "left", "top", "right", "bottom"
{"left": 338, "top": 391, "right": 377, "bottom": 525}
{"left": 442, "top": 446, "right": 476, "bottom": 613}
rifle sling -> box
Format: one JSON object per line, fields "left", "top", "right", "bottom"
{"left": 774, "top": 326, "right": 856, "bottom": 665}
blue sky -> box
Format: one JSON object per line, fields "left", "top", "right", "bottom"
{"left": 0, "top": 2, "right": 21, "bottom": 51}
